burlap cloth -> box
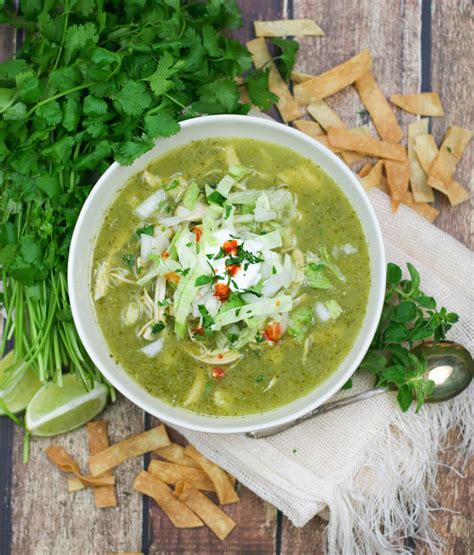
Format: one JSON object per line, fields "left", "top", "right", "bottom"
{"left": 176, "top": 187, "right": 473, "bottom": 552}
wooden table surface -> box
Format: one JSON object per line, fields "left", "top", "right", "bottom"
{"left": 0, "top": 1, "right": 472, "bottom": 554}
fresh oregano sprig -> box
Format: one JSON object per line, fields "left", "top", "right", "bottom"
{"left": 359, "top": 262, "right": 459, "bottom": 412}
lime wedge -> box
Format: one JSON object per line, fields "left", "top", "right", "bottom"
{"left": 0, "top": 351, "right": 42, "bottom": 415}
{"left": 26, "top": 373, "right": 108, "bottom": 437}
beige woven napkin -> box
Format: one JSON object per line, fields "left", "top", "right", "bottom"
{"left": 177, "top": 187, "right": 473, "bottom": 554}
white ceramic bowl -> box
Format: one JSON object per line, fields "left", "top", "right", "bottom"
{"left": 68, "top": 115, "right": 385, "bottom": 433}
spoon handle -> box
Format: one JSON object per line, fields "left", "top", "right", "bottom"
{"left": 246, "top": 387, "right": 387, "bottom": 439}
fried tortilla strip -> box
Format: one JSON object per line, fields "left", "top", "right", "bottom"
{"left": 312, "top": 135, "right": 345, "bottom": 153}
{"left": 46, "top": 446, "right": 116, "bottom": 488}
{"left": 293, "top": 119, "right": 325, "bottom": 138}
{"left": 385, "top": 160, "right": 410, "bottom": 210}
{"left": 414, "top": 134, "right": 469, "bottom": 206}
{"left": 89, "top": 425, "right": 170, "bottom": 477}
{"left": 399, "top": 191, "right": 439, "bottom": 223}
{"left": 184, "top": 445, "right": 239, "bottom": 505}
{"left": 133, "top": 471, "right": 203, "bottom": 528}
{"left": 376, "top": 176, "right": 439, "bottom": 223}
{"left": 390, "top": 93, "right": 445, "bottom": 116}
{"left": 426, "top": 125, "right": 472, "bottom": 197}
{"left": 407, "top": 119, "right": 434, "bottom": 203}
{"left": 294, "top": 49, "right": 372, "bottom": 104}
{"left": 67, "top": 476, "right": 86, "bottom": 493}
{"left": 87, "top": 421, "right": 117, "bottom": 508}
{"left": 307, "top": 101, "right": 365, "bottom": 164}
{"left": 360, "top": 161, "right": 384, "bottom": 191}
{"left": 358, "top": 162, "right": 373, "bottom": 177}
{"left": 148, "top": 460, "right": 216, "bottom": 492}
{"left": 246, "top": 38, "right": 301, "bottom": 122}
{"left": 327, "top": 127, "right": 407, "bottom": 161}
{"left": 254, "top": 19, "right": 324, "bottom": 37}
{"left": 291, "top": 70, "right": 314, "bottom": 84}
{"left": 155, "top": 442, "right": 201, "bottom": 468}
{"left": 354, "top": 70, "right": 402, "bottom": 143}
{"left": 175, "top": 481, "right": 236, "bottom": 541}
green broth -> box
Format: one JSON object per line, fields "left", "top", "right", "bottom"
{"left": 92, "top": 138, "right": 370, "bottom": 416}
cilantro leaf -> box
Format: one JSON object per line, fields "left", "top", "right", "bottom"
{"left": 246, "top": 69, "right": 279, "bottom": 110}
{"left": 115, "top": 80, "right": 152, "bottom": 116}
{"left": 271, "top": 37, "right": 299, "bottom": 80}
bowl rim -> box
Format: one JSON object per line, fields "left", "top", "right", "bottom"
{"left": 68, "top": 114, "right": 386, "bottom": 433}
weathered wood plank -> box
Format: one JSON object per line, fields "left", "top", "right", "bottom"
{"left": 147, "top": 420, "right": 278, "bottom": 554}
{"left": 431, "top": 0, "right": 473, "bottom": 248}
{"left": 10, "top": 397, "right": 144, "bottom": 555}
{"left": 0, "top": 23, "right": 20, "bottom": 555}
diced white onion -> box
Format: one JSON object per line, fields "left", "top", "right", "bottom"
{"left": 135, "top": 190, "right": 167, "bottom": 219}
{"left": 315, "top": 302, "right": 331, "bottom": 322}
{"left": 140, "top": 233, "right": 170, "bottom": 260}
{"left": 140, "top": 337, "right": 164, "bottom": 357}
{"left": 342, "top": 243, "right": 358, "bottom": 255}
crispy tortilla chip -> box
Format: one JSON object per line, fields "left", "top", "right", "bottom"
{"left": 246, "top": 38, "right": 301, "bottom": 122}
{"left": 376, "top": 176, "right": 439, "bottom": 222}
{"left": 327, "top": 127, "right": 407, "bottom": 161}
{"left": 414, "top": 134, "right": 469, "bottom": 206}
{"left": 148, "top": 460, "right": 216, "bottom": 492}
{"left": 175, "top": 481, "right": 236, "bottom": 541}
{"left": 426, "top": 125, "right": 472, "bottom": 197}
{"left": 390, "top": 93, "right": 445, "bottom": 116}
{"left": 67, "top": 476, "right": 85, "bottom": 493}
{"left": 307, "top": 102, "right": 366, "bottom": 164}
{"left": 385, "top": 160, "right": 410, "bottom": 209}
{"left": 400, "top": 191, "right": 439, "bottom": 223}
{"left": 407, "top": 119, "right": 434, "bottom": 203}
{"left": 354, "top": 70, "right": 402, "bottom": 143}
{"left": 361, "top": 161, "right": 384, "bottom": 191}
{"left": 290, "top": 70, "right": 314, "bottom": 84}
{"left": 184, "top": 445, "right": 239, "bottom": 505}
{"left": 133, "top": 471, "right": 203, "bottom": 528}
{"left": 87, "top": 421, "right": 117, "bottom": 508}
{"left": 254, "top": 19, "right": 324, "bottom": 37}
{"left": 293, "top": 119, "right": 325, "bottom": 137}
{"left": 89, "top": 425, "right": 170, "bottom": 477}
{"left": 294, "top": 49, "right": 372, "bottom": 104}
{"left": 155, "top": 442, "right": 201, "bottom": 468}
{"left": 46, "top": 446, "right": 116, "bottom": 488}
{"left": 358, "top": 163, "right": 373, "bottom": 177}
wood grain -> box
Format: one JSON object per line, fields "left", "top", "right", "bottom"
{"left": 146, "top": 421, "right": 278, "bottom": 554}
{"left": 10, "top": 397, "right": 144, "bottom": 555}
{"left": 430, "top": 0, "right": 473, "bottom": 248}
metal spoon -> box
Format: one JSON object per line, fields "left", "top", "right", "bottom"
{"left": 246, "top": 341, "right": 473, "bottom": 439}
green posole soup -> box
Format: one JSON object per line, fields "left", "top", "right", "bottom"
{"left": 92, "top": 138, "right": 370, "bottom": 416}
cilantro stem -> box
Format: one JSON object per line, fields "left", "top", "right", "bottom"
{"left": 26, "top": 84, "right": 92, "bottom": 118}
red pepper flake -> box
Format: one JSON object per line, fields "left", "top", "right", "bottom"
{"left": 212, "top": 367, "right": 225, "bottom": 378}
{"left": 226, "top": 264, "right": 240, "bottom": 276}
{"left": 223, "top": 239, "right": 238, "bottom": 255}
{"left": 214, "top": 282, "right": 230, "bottom": 302}
{"left": 164, "top": 271, "right": 180, "bottom": 284}
{"left": 192, "top": 226, "right": 203, "bottom": 242}
{"left": 217, "top": 353, "right": 224, "bottom": 359}
{"left": 193, "top": 326, "right": 205, "bottom": 336}
{"left": 161, "top": 251, "right": 170, "bottom": 259}
{"left": 263, "top": 321, "right": 282, "bottom": 343}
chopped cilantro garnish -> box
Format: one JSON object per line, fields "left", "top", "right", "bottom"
{"left": 208, "top": 191, "right": 226, "bottom": 206}
{"left": 224, "top": 205, "right": 232, "bottom": 218}
{"left": 151, "top": 322, "right": 165, "bottom": 334}
{"left": 256, "top": 374, "right": 264, "bottom": 383}
{"left": 272, "top": 266, "right": 277, "bottom": 275}
{"left": 135, "top": 224, "right": 154, "bottom": 237}
{"left": 122, "top": 254, "right": 135, "bottom": 269}
{"left": 165, "top": 179, "right": 179, "bottom": 191}
{"left": 198, "top": 305, "right": 215, "bottom": 331}
{"left": 195, "top": 275, "right": 214, "bottom": 286}
{"left": 177, "top": 268, "right": 190, "bottom": 276}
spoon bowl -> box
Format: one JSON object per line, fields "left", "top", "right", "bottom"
{"left": 415, "top": 341, "right": 473, "bottom": 402}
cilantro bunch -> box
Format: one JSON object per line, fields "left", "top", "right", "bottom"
{"left": 359, "top": 263, "right": 459, "bottom": 411}
{"left": 0, "top": 0, "right": 276, "bottom": 389}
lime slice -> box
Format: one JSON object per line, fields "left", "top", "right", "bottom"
{"left": 26, "top": 373, "right": 108, "bottom": 437}
{"left": 0, "top": 351, "right": 42, "bottom": 415}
